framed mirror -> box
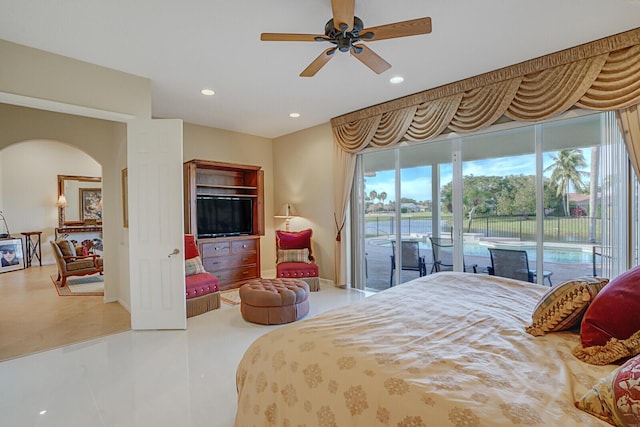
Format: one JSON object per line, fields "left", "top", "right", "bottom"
{"left": 57, "top": 175, "right": 102, "bottom": 228}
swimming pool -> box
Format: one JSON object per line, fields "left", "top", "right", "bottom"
{"left": 465, "top": 242, "right": 592, "bottom": 264}
{"left": 369, "top": 238, "right": 593, "bottom": 264}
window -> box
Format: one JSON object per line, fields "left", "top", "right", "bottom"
{"left": 355, "top": 111, "right": 634, "bottom": 291}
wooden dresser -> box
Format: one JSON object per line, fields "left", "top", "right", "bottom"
{"left": 199, "top": 235, "right": 260, "bottom": 290}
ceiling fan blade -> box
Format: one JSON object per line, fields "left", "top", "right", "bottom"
{"left": 300, "top": 48, "right": 336, "bottom": 77}
{"left": 331, "top": 0, "right": 355, "bottom": 31}
{"left": 351, "top": 44, "right": 391, "bottom": 74}
{"left": 361, "top": 17, "right": 432, "bottom": 41}
{"left": 261, "top": 33, "right": 326, "bottom": 42}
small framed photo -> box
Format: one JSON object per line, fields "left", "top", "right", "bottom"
{"left": 0, "top": 238, "right": 25, "bottom": 273}
{"left": 80, "top": 188, "right": 102, "bottom": 221}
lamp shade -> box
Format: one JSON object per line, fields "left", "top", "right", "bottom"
{"left": 56, "top": 194, "right": 68, "bottom": 208}
{"left": 274, "top": 203, "right": 298, "bottom": 218}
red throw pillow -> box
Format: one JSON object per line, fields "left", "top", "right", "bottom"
{"left": 573, "top": 264, "right": 640, "bottom": 365}
{"left": 581, "top": 265, "right": 640, "bottom": 347}
{"left": 276, "top": 229, "right": 312, "bottom": 254}
{"left": 184, "top": 234, "right": 200, "bottom": 260}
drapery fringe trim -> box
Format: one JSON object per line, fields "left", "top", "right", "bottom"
{"left": 572, "top": 329, "right": 640, "bottom": 366}
{"left": 331, "top": 27, "right": 640, "bottom": 152}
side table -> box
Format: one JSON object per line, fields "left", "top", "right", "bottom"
{"left": 21, "top": 231, "right": 42, "bottom": 267}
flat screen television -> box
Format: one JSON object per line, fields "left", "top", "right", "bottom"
{"left": 197, "top": 196, "right": 253, "bottom": 238}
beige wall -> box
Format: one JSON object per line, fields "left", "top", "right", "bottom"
{"left": 1, "top": 140, "right": 101, "bottom": 249}
{"left": 272, "top": 123, "right": 336, "bottom": 281}
{"left": 0, "top": 40, "right": 151, "bottom": 119}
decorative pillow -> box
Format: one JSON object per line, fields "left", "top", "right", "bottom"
{"left": 276, "top": 229, "right": 312, "bottom": 253}
{"left": 185, "top": 256, "right": 206, "bottom": 276}
{"left": 277, "top": 248, "right": 310, "bottom": 263}
{"left": 525, "top": 276, "right": 609, "bottom": 336}
{"left": 183, "top": 234, "right": 200, "bottom": 260}
{"left": 573, "top": 265, "right": 640, "bottom": 365}
{"left": 56, "top": 239, "right": 77, "bottom": 261}
{"left": 576, "top": 354, "right": 640, "bottom": 426}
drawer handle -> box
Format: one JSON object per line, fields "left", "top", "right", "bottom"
{"left": 212, "top": 261, "right": 220, "bottom": 265}
{"left": 242, "top": 258, "right": 248, "bottom": 262}
{"left": 242, "top": 271, "right": 249, "bottom": 275}
{"left": 242, "top": 244, "right": 247, "bottom": 248}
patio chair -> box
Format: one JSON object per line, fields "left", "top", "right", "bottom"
{"left": 429, "top": 237, "right": 477, "bottom": 274}
{"left": 389, "top": 240, "right": 427, "bottom": 286}
{"left": 488, "top": 248, "right": 552, "bottom": 286}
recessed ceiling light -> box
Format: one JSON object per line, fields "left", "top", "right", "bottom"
{"left": 200, "top": 89, "right": 215, "bottom": 96}
{"left": 389, "top": 76, "right": 404, "bottom": 84}
{"left": 289, "top": 112, "right": 300, "bottom": 118}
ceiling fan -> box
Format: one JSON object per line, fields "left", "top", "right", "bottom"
{"left": 260, "top": 0, "right": 432, "bottom": 77}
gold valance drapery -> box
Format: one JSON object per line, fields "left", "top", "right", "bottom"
{"left": 331, "top": 28, "right": 640, "bottom": 152}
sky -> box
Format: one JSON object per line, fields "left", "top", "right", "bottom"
{"left": 365, "top": 150, "right": 593, "bottom": 202}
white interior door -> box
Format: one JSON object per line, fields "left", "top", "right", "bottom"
{"left": 127, "top": 119, "right": 186, "bottom": 330}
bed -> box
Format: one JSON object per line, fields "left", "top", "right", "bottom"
{"left": 235, "top": 272, "right": 618, "bottom": 426}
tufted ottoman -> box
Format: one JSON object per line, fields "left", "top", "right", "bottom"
{"left": 239, "top": 278, "right": 310, "bottom": 325}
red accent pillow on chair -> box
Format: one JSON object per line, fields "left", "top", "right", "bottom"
{"left": 184, "top": 234, "right": 200, "bottom": 260}
{"left": 276, "top": 229, "right": 313, "bottom": 261}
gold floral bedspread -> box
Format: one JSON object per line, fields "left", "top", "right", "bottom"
{"left": 235, "top": 272, "right": 614, "bottom": 426}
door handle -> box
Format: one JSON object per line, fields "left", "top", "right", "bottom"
{"left": 168, "top": 248, "right": 180, "bottom": 258}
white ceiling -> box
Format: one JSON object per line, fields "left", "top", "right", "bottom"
{"left": 1, "top": 0, "right": 639, "bottom": 139}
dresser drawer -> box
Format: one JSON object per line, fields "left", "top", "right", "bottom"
{"left": 232, "top": 238, "right": 257, "bottom": 253}
{"left": 200, "top": 241, "right": 230, "bottom": 257}
{"left": 214, "top": 266, "right": 258, "bottom": 286}
{"left": 202, "top": 253, "right": 257, "bottom": 271}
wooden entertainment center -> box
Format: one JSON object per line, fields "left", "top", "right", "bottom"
{"left": 184, "top": 159, "right": 264, "bottom": 290}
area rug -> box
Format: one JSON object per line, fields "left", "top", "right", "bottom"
{"left": 220, "top": 288, "right": 241, "bottom": 306}
{"left": 50, "top": 274, "right": 104, "bottom": 296}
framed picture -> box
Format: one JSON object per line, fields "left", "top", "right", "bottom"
{"left": 122, "top": 168, "right": 128, "bottom": 228}
{"left": 0, "top": 238, "right": 25, "bottom": 273}
{"left": 80, "top": 188, "right": 102, "bottom": 220}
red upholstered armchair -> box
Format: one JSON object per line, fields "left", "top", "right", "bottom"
{"left": 275, "top": 229, "right": 320, "bottom": 291}
{"left": 184, "top": 234, "right": 220, "bottom": 317}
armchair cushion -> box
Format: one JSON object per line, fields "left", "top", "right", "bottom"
{"left": 277, "top": 248, "right": 311, "bottom": 263}
{"left": 185, "top": 272, "right": 219, "bottom": 300}
{"left": 55, "top": 239, "right": 77, "bottom": 261}
{"left": 276, "top": 262, "right": 318, "bottom": 277}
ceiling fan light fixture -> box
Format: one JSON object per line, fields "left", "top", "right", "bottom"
{"left": 389, "top": 76, "right": 404, "bottom": 84}
{"left": 259, "top": 1, "right": 431, "bottom": 77}
{"left": 200, "top": 89, "right": 215, "bottom": 96}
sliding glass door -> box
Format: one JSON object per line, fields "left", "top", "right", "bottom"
{"left": 355, "top": 111, "right": 634, "bottom": 291}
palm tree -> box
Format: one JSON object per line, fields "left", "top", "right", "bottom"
{"left": 369, "top": 190, "right": 378, "bottom": 212}
{"left": 379, "top": 191, "right": 387, "bottom": 210}
{"left": 544, "top": 149, "right": 588, "bottom": 216}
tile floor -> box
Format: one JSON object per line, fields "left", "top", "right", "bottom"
{"left": 0, "top": 280, "right": 368, "bottom": 427}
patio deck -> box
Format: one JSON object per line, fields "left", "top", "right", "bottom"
{"left": 364, "top": 237, "right": 600, "bottom": 292}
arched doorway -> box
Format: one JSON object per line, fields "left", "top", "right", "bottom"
{"left": 0, "top": 139, "right": 130, "bottom": 360}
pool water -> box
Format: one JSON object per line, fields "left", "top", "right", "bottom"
{"left": 370, "top": 238, "right": 593, "bottom": 264}
{"left": 464, "top": 243, "right": 592, "bottom": 264}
